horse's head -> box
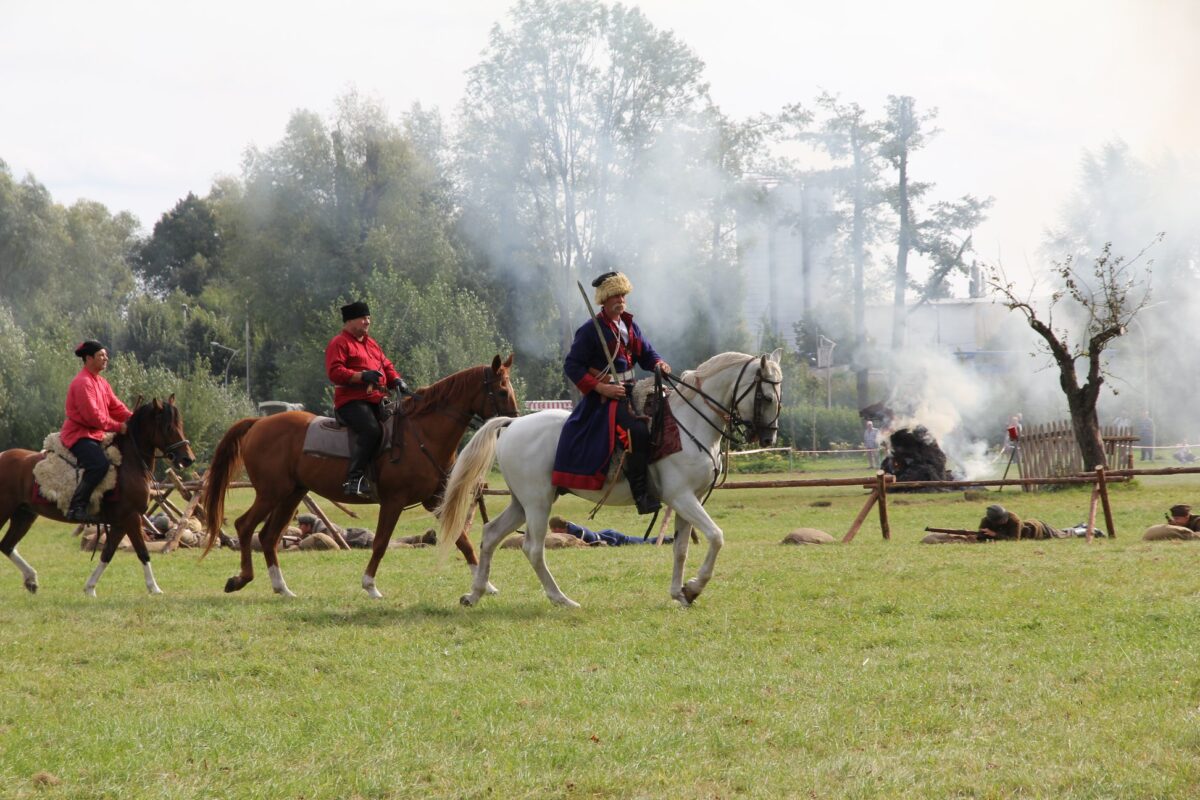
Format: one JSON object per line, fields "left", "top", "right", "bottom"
{"left": 477, "top": 354, "right": 519, "bottom": 420}
{"left": 732, "top": 349, "right": 783, "bottom": 445}
{"left": 146, "top": 395, "right": 196, "bottom": 470}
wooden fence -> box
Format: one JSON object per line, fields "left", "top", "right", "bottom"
{"left": 1016, "top": 421, "right": 1137, "bottom": 490}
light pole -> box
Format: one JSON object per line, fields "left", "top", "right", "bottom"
{"left": 210, "top": 341, "right": 239, "bottom": 388}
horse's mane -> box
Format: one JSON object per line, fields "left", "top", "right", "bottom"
{"left": 688, "top": 351, "right": 757, "bottom": 381}
{"left": 125, "top": 399, "right": 157, "bottom": 432}
{"left": 402, "top": 365, "right": 488, "bottom": 416}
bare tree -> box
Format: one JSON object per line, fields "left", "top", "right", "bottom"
{"left": 987, "top": 238, "right": 1161, "bottom": 468}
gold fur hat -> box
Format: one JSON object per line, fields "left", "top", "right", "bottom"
{"left": 592, "top": 271, "right": 633, "bottom": 304}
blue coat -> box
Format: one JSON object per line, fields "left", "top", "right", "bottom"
{"left": 551, "top": 311, "right": 662, "bottom": 490}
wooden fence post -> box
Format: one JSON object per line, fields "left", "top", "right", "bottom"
{"left": 876, "top": 471, "right": 891, "bottom": 540}
{"left": 1085, "top": 486, "right": 1100, "bottom": 543}
{"left": 1095, "top": 465, "right": 1116, "bottom": 539}
{"left": 842, "top": 490, "right": 878, "bottom": 543}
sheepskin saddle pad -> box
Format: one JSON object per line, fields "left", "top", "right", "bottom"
{"left": 302, "top": 414, "right": 398, "bottom": 459}
{"left": 32, "top": 432, "right": 122, "bottom": 516}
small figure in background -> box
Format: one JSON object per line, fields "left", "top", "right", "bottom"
{"left": 863, "top": 421, "right": 880, "bottom": 469}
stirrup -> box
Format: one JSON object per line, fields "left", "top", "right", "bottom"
{"left": 67, "top": 504, "right": 94, "bottom": 522}
{"left": 342, "top": 476, "right": 369, "bottom": 497}
{"left": 634, "top": 494, "right": 661, "bottom": 516}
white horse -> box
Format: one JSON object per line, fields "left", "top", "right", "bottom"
{"left": 436, "top": 350, "right": 783, "bottom": 608}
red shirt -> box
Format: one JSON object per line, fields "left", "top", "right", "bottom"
{"left": 61, "top": 368, "right": 132, "bottom": 449}
{"left": 324, "top": 330, "right": 401, "bottom": 409}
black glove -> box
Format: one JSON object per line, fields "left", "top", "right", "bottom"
{"left": 361, "top": 369, "right": 384, "bottom": 387}
{"left": 390, "top": 377, "right": 410, "bottom": 395}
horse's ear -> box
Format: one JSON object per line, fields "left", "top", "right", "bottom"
{"left": 768, "top": 348, "right": 783, "bottom": 364}
{"left": 504, "top": 353, "right": 514, "bottom": 368}
{"left": 167, "top": 393, "right": 176, "bottom": 406}
{"left": 492, "top": 354, "right": 502, "bottom": 372}
{"left": 133, "top": 394, "right": 144, "bottom": 409}
{"left": 152, "top": 397, "right": 163, "bottom": 410}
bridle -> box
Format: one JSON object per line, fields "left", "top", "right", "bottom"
{"left": 127, "top": 402, "right": 192, "bottom": 473}
{"left": 392, "top": 366, "right": 517, "bottom": 510}
{"left": 477, "top": 366, "right": 516, "bottom": 423}
{"left": 662, "top": 355, "right": 781, "bottom": 448}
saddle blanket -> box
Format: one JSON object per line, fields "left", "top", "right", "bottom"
{"left": 31, "top": 432, "right": 122, "bottom": 516}
{"left": 302, "top": 414, "right": 398, "bottom": 459}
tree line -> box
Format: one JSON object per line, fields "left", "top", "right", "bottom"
{"left": 2, "top": 0, "right": 1195, "bottom": 461}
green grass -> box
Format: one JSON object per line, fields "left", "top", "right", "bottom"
{"left": 1, "top": 464, "right": 1199, "bottom": 799}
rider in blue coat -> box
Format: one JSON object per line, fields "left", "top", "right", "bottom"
{"left": 551, "top": 271, "right": 671, "bottom": 514}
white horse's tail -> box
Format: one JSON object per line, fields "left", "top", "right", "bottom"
{"left": 436, "top": 415, "right": 515, "bottom": 558}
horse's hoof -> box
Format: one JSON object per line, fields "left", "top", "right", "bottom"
{"left": 24, "top": 579, "right": 38, "bottom": 595}
{"left": 274, "top": 587, "right": 296, "bottom": 598}
{"left": 484, "top": 583, "right": 500, "bottom": 596}
{"left": 681, "top": 584, "right": 700, "bottom": 604}
{"left": 84, "top": 587, "right": 97, "bottom": 598}
{"left": 223, "top": 577, "right": 242, "bottom": 593}
{"left": 460, "top": 594, "right": 477, "bottom": 607}
{"left": 364, "top": 586, "right": 384, "bottom": 600}
{"left": 551, "top": 596, "right": 581, "bottom": 609}
{"left": 148, "top": 586, "right": 164, "bottom": 596}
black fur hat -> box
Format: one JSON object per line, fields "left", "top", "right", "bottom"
{"left": 341, "top": 301, "right": 370, "bottom": 322}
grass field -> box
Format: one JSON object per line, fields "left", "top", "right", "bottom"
{"left": 2, "top": 459, "right": 1199, "bottom": 799}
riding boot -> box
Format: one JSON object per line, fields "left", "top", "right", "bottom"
{"left": 66, "top": 474, "right": 103, "bottom": 521}
{"left": 623, "top": 448, "right": 660, "bottom": 515}
{"left": 339, "top": 431, "right": 367, "bottom": 496}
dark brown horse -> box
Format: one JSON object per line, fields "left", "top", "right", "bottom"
{"left": 200, "top": 355, "right": 517, "bottom": 598}
{"left": 0, "top": 397, "right": 196, "bottom": 596}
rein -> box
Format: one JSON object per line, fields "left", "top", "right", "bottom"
{"left": 389, "top": 366, "right": 510, "bottom": 511}
{"left": 658, "top": 356, "right": 782, "bottom": 504}
{"left": 661, "top": 356, "right": 781, "bottom": 450}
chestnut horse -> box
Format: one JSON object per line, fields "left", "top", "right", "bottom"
{"left": 200, "top": 355, "right": 517, "bottom": 598}
{"left": 0, "top": 397, "right": 196, "bottom": 596}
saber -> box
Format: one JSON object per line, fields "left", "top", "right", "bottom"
{"left": 576, "top": 281, "right": 619, "bottom": 387}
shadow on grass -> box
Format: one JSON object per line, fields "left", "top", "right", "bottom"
{"left": 288, "top": 599, "right": 574, "bottom": 628}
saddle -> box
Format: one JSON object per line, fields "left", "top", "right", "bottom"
{"left": 629, "top": 377, "right": 681, "bottom": 463}
{"left": 31, "top": 432, "right": 122, "bottom": 517}
{"left": 302, "top": 413, "right": 400, "bottom": 461}
{"left": 592, "top": 379, "right": 682, "bottom": 492}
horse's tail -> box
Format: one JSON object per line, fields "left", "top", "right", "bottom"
{"left": 435, "top": 415, "right": 515, "bottom": 559}
{"left": 200, "top": 417, "right": 258, "bottom": 559}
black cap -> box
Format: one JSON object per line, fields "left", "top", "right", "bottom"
{"left": 74, "top": 340, "right": 104, "bottom": 358}
{"left": 1170, "top": 504, "right": 1191, "bottom": 517}
{"left": 341, "top": 301, "right": 370, "bottom": 322}
{"left": 591, "top": 271, "right": 618, "bottom": 288}
{"left": 985, "top": 504, "right": 1007, "bottom": 522}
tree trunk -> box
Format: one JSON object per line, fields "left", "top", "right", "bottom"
{"left": 852, "top": 143, "right": 869, "bottom": 408}
{"left": 1066, "top": 388, "right": 1108, "bottom": 469}
{"left": 891, "top": 150, "right": 910, "bottom": 354}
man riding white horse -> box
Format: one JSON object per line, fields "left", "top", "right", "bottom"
{"left": 552, "top": 271, "right": 671, "bottom": 515}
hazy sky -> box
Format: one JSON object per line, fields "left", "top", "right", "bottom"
{"left": 3, "top": 0, "right": 1196, "bottom": 270}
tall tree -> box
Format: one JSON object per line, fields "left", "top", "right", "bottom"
{"left": 136, "top": 192, "right": 223, "bottom": 296}
{"left": 214, "top": 94, "right": 462, "bottom": 399}
{"left": 880, "top": 95, "right": 936, "bottom": 353}
{"left": 457, "top": 0, "right": 709, "bottom": 360}
{"left": 806, "top": 94, "right": 887, "bottom": 407}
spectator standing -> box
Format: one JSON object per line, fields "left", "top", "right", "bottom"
{"left": 1138, "top": 412, "right": 1155, "bottom": 461}
{"left": 863, "top": 421, "right": 880, "bottom": 469}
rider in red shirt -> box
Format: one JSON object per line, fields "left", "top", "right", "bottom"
{"left": 324, "top": 301, "right": 408, "bottom": 497}
{"left": 62, "top": 340, "right": 132, "bottom": 520}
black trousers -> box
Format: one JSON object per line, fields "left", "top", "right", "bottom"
{"left": 335, "top": 400, "right": 383, "bottom": 480}
{"left": 69, "top": 438, "right": 110, "bottom": 497}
